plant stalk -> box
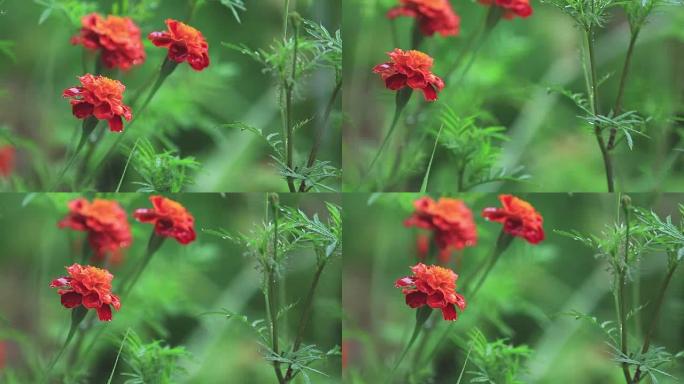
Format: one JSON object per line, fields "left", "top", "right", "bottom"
{"left": 618, "top": 201, "right": 631, "bottom": 383}
{"left": 284, "top": 15, "right": 299, "bottom": 192}
{"left": 585, "top": 27, "right": 615, "bottom": 192}
{"left": 632, "top": 263, "right": 678, "bottom": 382}
{"left": 299, "top": 80, "right": 342, "bottom": 192}
{"left": 608, "top": 29, "right": 640, "bottom": 150}
{"left": 284, "top": 261, "right": 327, "bottom": 381}
{"left": 43, "top": 306, "right": 87, "bottom": 383}
{"left": 267, "top": 195, "right": 286, "bottom": 384}
{"left": 367, "top": 88, "right": 412, "bottom": 178}
{"left": 120, "top": 232, "right": 165, "bottom": 299}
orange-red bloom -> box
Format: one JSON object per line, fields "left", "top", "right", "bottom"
{"left": 59, "top": 198, "right": 133, "bottom": 262}
{"left": 134, "top": 196, "right": 196, "bottom": 244}
{"left": 479, "top": 0, "right": 533, "bottom": 19}
{"left": 395, "top": 263, "right": 466, "bottom": 320}
{"left": 373, "top": 49, "right": 444, "bottom": 101}
{"left": 405, "top": 197, "right": 477, "bottom": 262}
{"left": 50, "top": 264, "right": 121, "bottom": 321}
{"left": 148, "top": 19, "right": 209, "bottom": 71}
{"left": 482, "top": 194, "right": 544, "bottom": 244}
{"left": 0, "top": 145, "right": 15, "bottom": 178}
{"left": 387, "top": 0, "right": 460, "bottom": 37}
{"left": 63, "top": 74, "right": 132, "bottom": 132}
{"left": 71, "top": 13, "right": 146, "bottom": 70}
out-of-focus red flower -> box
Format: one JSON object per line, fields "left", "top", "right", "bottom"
{"left": 395, "top": 263, "right": 466, "bottom": 320}
{"left": 50, "top": 264, "right": 121, "bottom": 321}
{"left": 482, "top": 194, "right": 544, "bottom": 244}
{"left": 0, "top": 340, "right": 5, "bottom": 370}
{"left": 134, "top": 196, "right": 196, "bottom": 244}
{"left": 148, "top": 19, "right": 209, "bottom": 71}
{"left": 416, "top": 233, "right": 430, "bottom": 260}
{"left": 479, "top": 0, "right": 533, "bottom": 19}
{"left": 373, "top": 49, "right": 444, "bottom": 101}
{"left": 71, "top": 13, "right": 146, "bottom": 70}
{"left": 62, "top": 74, "right": 132, "bottom": 132}
{"left": 405, "top": 197, "right": 477, "bottom": 262}
{"left": 387, "top": 0, "right": 460, "bottom": 37}
{"left": 0, "top": 146, "right": 15, "bottom": 178}
{"left": 59, "top": 198, "right": 133, "bottom": 262}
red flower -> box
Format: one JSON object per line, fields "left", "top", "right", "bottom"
{"left": 387, "top": 0, "right": 460, "bottom": 37}
{"left": 0, "top": 145, "right": 15, "bottom": 178}
{"left": 373, "top": 49, "right": 444, "bottom": 101}
{"left": 50, "top": 264, "right": 121, "bottom": 321}
{"left": 134, "top": 196, "right": 196, "bottom": 244}
{"left": 416, "top": 233, "right": 430, "bottom": 261}
{"left": 59, "top": 198, "right": 133, "bottom": 262}
{"left": 395, "top": 263, "right": 466, "bottom": 320}
{"left": 71, "top": 13, "right": 146, "bottom": 70}
{"left": 405, "top": 197, "right": 477, "bottom": 262}
{"left": 482, "top": 194, "right": 544, "bottom": 244}
{"left": 62, "top": 74, "right": 132, "bottom": 132}
{"left": 479, "top": 0, "right": 533, "bottom": 19}
{"left": 148, "top": 19, "right": 210, "bottom": 71}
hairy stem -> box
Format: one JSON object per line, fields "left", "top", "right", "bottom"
{"left": 632, "top": 263, "right": 678, "bottom": 382}
{"left": 608, "top": 29, "right": 640, "bottom": 149}
{"left": 284, "top": 16, "right": 299, "bottom": 192}
{"left": 618, "top": 202, "right": 631, "bottom": 383}
{"left": 267, "top": 196, "right": 286, "bottom": 384}
{"left": 284, "top": 261, "right": 327, "bottom": 381}
{"left": 299, "top": 80, "right": 342, "bottom": 192}
{"left": 585, "top": 27, "right": 615, "bottom": 192}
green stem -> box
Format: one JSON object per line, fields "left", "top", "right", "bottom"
{"left": 299, "top": 80, "right": 342, "bottom": 192}
{"left": 51, "top": 117, "right": 99, "bottom": 191}
{"left": 367, "top": 88, "right": 412, "bottom": 177}
{"left": 420, "top": 231, "right": 513, "bottom": 367}
{"left": 267, "top": 195, "right": 286, "bottom": 384}
{"left": 608, "top": 29, "right": 640, "bottom": 150}
{"left": 585, "top": 27, "right": 615, "bottom": 192}
{"left": 632, "top": 263, "right": 678, "bottom": 383}
{"left": 43, "top": 307, "right": 87, "bottom": 383}
{"left": 83, "top": 58, "right": 178, "bottom": 189}
{"left": 468, "top": 231, "right": 513, "bottom": 299}
{"left": 618, "top": 201, "right": 632, "bottom": 383}
{"left": 285, "top": 17, "right": 299, "bottom": 193}
{"left": 284, "top": 261, "right": 327, "bottom": 381}
{"left": 386, "top": 306, "right": 431, "bottom": 384}
{"left": 121, "top": 232, "right": 165, "bottom": 299}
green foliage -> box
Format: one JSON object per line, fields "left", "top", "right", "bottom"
{"left": 33, "top": 0, "right": 97, "bottom": 26}
{"left": 623, "top": 0, "right": 684, "bottom": 32}
{"left": 110, "top": 0, "right": 161, "bottom": 21}
{"left": 0, "top": 40, "right": 14, "bottom": 62}
{"left": 128, "top": 139, "right": 200, "bottom": 193}
{"left": 467, "top": 329, "right": 532, "bottom": 384}
{"left": 206, "top": 0, "right": 246, "bottom": 23}
{"left": 281, "top": 202, "right": 342, "bottom": 265}
{"left": 118, "top": 329, "right": 189, "bottom": 384}
{"left": 542, "top": 0, "right": 617, "bottom": 29}
{"left": 302, "top": 20, "right": 342, "bottom": 81}
{"left": 437, "top": 107, "right": 528, "bottom": 191}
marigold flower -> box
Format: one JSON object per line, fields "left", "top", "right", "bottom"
{"left": 62, "top": 74, "right": 132, "bottom": 132}
{"left": 71, "top": 13, "right": 146, "bottom": 70}
{"left": 482, "top": 194, "right": 544, "bottom": 244}
{"left": 395, "top": 263, "right": 466, "bottom": 320}
{"left": 148, "top": 19, "right": 210, "bottom": 71}
{"left": 134, "top": 195, "right": 196, "bottom": 244}
{"left": 479, "top": 0, "right": 533, "bottom": 19}
{"left": 373, "top": 49, "right": 444, "bottom": 101}
{"left": 405, "top": 197, "right": 477, "bottom": 262}
{"left": 0, "top": 145, "right": 15, "bottom": 178}
{"left": 59, "top": 198, "right": 133, "bottom": 262}
{"left": 50, "top": 264, "right": 121, "bottom": 321}
{"left": 387, "top": 0, "right": 460, "bottom": 37}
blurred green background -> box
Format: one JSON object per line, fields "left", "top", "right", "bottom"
{"left": 342, "top": 0, "right": 684, "bottom": 192}
{"left": 343, "top": 193, "right": 684, "bottom": 383}
{"left": 0, "top": 192, "right": 341, "bottom": 383}
{"left": 0, "top": 0, "right": 341, "bottom": 192}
